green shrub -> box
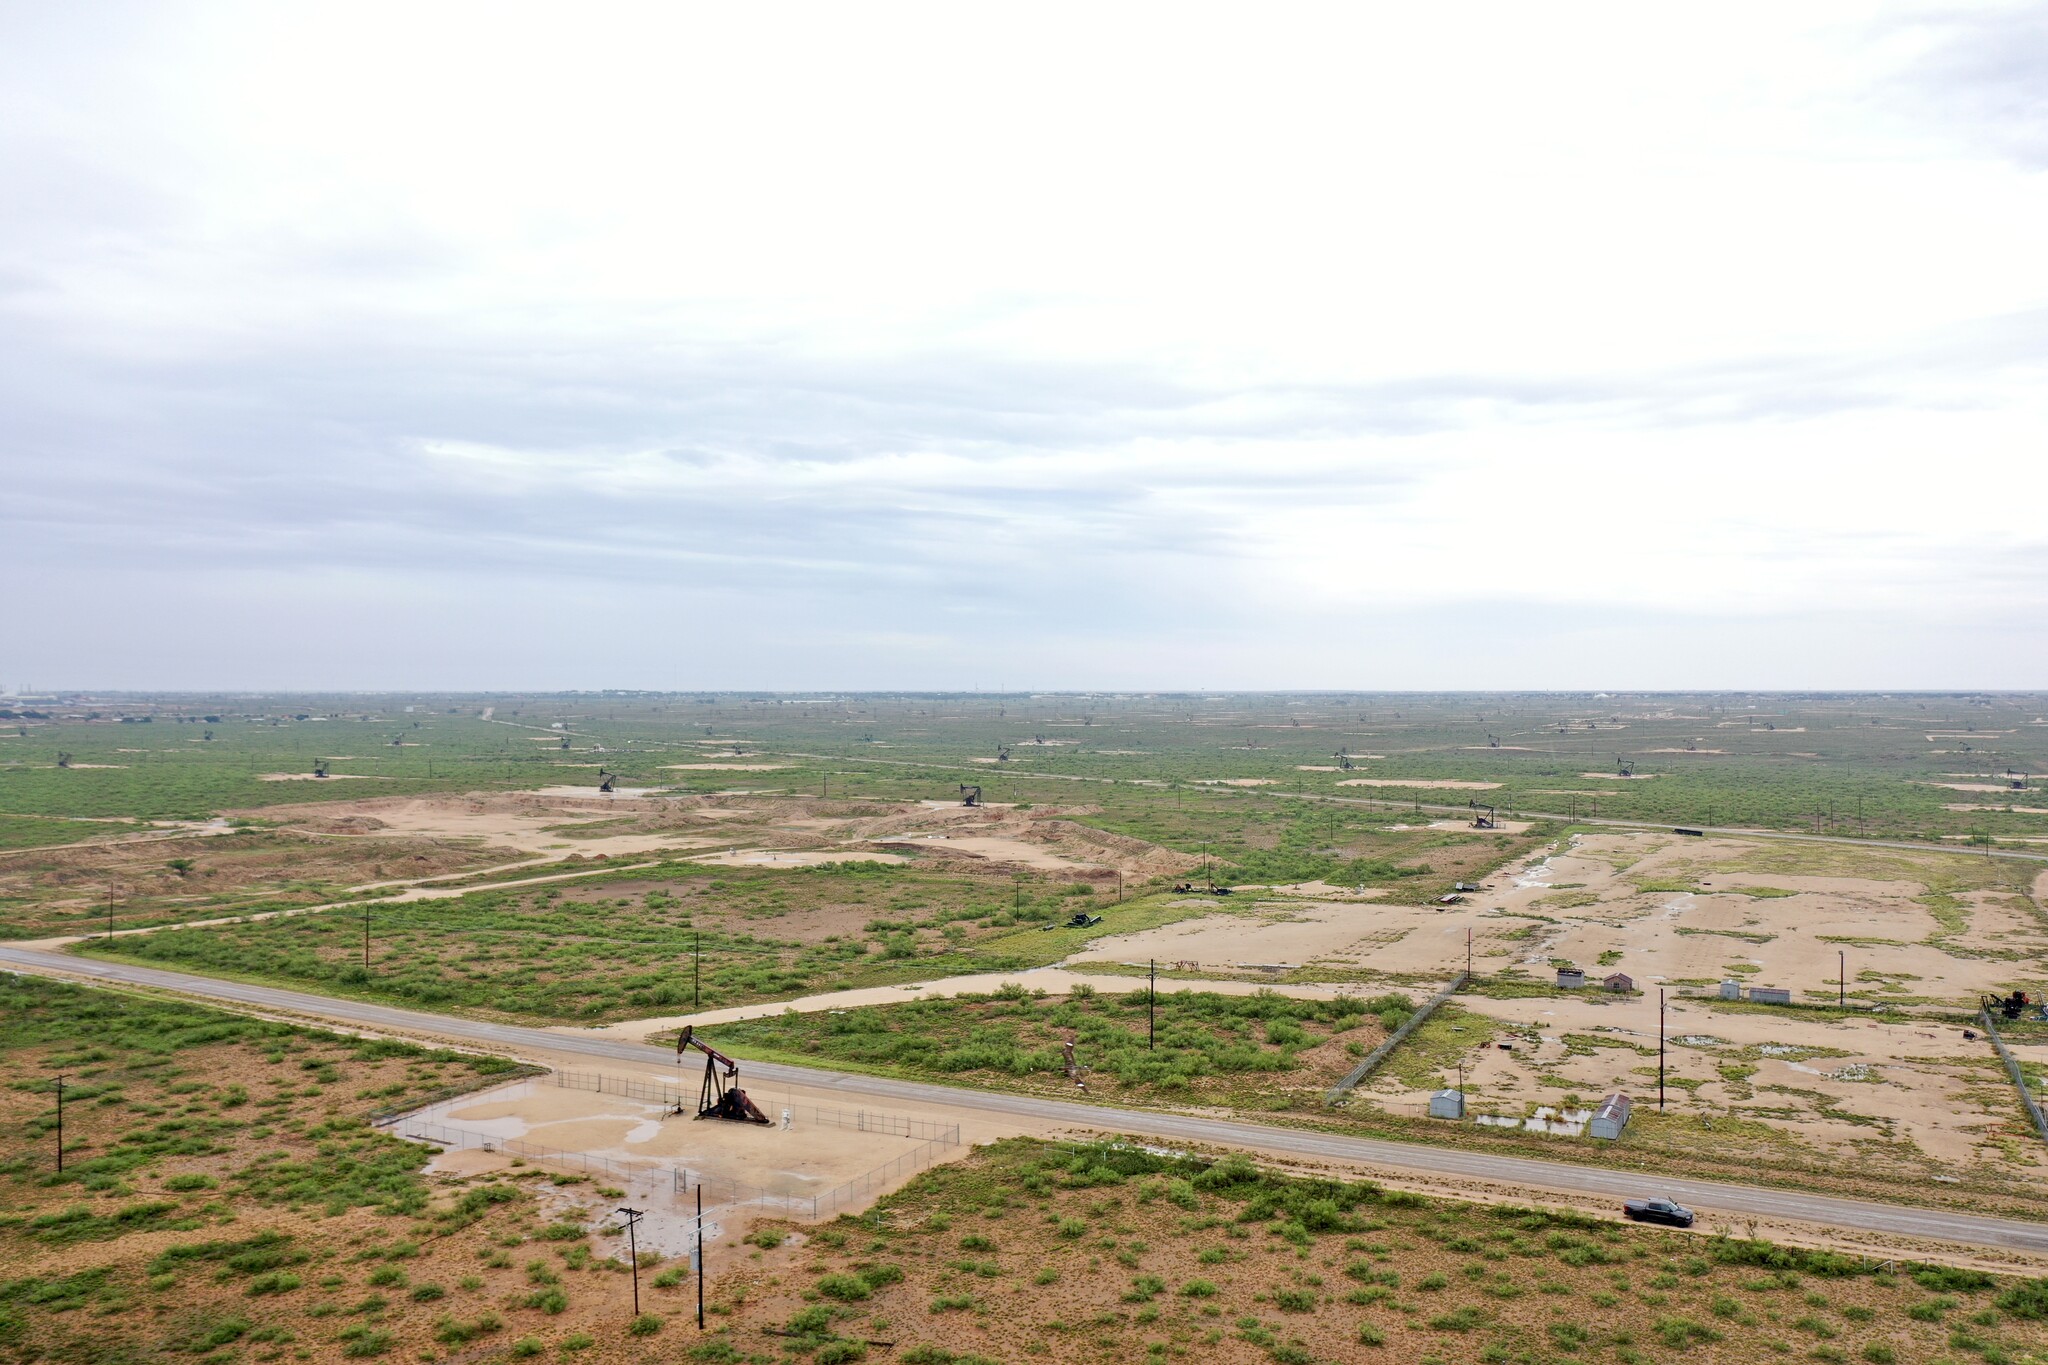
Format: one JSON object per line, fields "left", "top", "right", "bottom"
{"left": 1995, "top": 1277, "right": 2048, "bottom": 1321}
{"left": 1862, "top": 1347, "right": 1895, "bottom": 1364}
{"left": 816, "top": 1343, "right": 868, "bottom": 1365}
{"left": 818, "top": 1274, "right": 870, "bottom": 1302}
{"left": 1652, "top": 1317, "right": 1721, "bottom": 1349}
{"left": 163, "top": 1173, "right": 217, "bottom": 1191}
{"left": 628, "top": 1313, "right": 663, "bottom": 1336}
{"left": 338, "top": 1326, "right": 395, "bottom": 1357}
{"left": 1181, "top": 1280, "right": 1218, "bottom": 1298}
{"left": 1358, "top": 1322, "right": 1386, "bottom": 1346}
{"left": 509, "top": 1338, "right": 542, "bottom": 1358}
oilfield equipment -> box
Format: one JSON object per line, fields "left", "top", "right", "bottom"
{"left": 598, "top": 770, "right": 617, "bottom": 793}
{"left": 312, "top": 758, "right": 329, "bottom": 778}
{"left": 559, "top": 734, "right": 571, "bottom": 749}
{"left": 1616, "top": 755, "right": 1635, "bottom": 777}
{"left": 996, "top": 745, "right": 1011, "bottom": 762}
{"left": 1985, "top": 989, "right": 2042, "bottom": 1022}
{"left": 1469, "top": 799, "right": 1496, "bottom": 829}
{"left": 54, "top": 752, "right": 71, "bottom": 769}
{"left": 672, "top": 1024, "right": 772, "bottom": 1125}
{"left": 959, "top": 784, "right": 982, "bottom": 807}
{"left": 1334, "top": 749, "right": 1355, "bottom": 770}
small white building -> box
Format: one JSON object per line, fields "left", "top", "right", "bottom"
{"left": 1589, "top": 1093, "right": 1632, "bottom": 1140}
{"left": 1557, "top": 967, "right": 1586, "bottom": 989}
{"left": 1719, "top": 980, "right": 1743, "bottom": 1000}
{"left": 1749, "top": 986, "right": 1792, "bottom": 1006}
{"left": 1429, "top": 1089, "right": 1466, "bottom": 1120}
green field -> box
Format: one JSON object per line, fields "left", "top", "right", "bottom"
{"left": 4, "top": 690, "right": 2047, "bottom": 841}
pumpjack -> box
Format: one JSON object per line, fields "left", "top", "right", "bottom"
{"left": 313, "top": 758, "right": 330, "bottom": 779}
{"left": 598, "top": 770, "right": 617, "bottom": 794}
{"left": 673, "top": 1025, "right": 772, "bottom": 1124}
{"left": 960, "top": 784, "right": 982, "bottom": 807}
{"left": 1470, "top": 800, "right": 1496, "bottom": 829}
{"left": 1985, "top": 990, "right": 2036, "bottom": 1022}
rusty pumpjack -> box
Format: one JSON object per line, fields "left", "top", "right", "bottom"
{"left": 673, "top": 1024, "right": 772, "bottom": 1124}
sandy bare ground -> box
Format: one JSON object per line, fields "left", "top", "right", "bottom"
{"left": 257, "top": 772, "right": 392, "bottom": 781}
{"left": 1377, "top": 991, "right": 2020, "bottom": 1170}
{"left": 1333, "top": 830, "right": 2048, "bottom": 1173}
{"left": 1337, "top": 778, "right": 1501, "bottom": 790}
{"left": 238, "top": 791, "right": 731, "bottom": 858}
{"left": 1926, "top": 782, "right": 2031, "bottom": 794}
{"left": 1424, "top": 818, "right": 1535, "bottom": 835}
{"left": 1646, "top": 747, "right": 1727, "bottom": 754}
{"left": 1582, "top": 771, "right": 1660, "bottom": 780}
{"left": 689, "top": 848, "right": 905, "bottom": 868}
{"left": 1944, "top": 804, "right": 2048, "bottom": 814}
{"left": 1196, "top": 778, "right": 1277, "bottom": 786}
{"left": 878, "top": 831, "right": 1092, "bottom": 870}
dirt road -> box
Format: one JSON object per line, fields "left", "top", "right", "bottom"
{"left": 4, "top": 943, "right": 2044, "bottom": 1259}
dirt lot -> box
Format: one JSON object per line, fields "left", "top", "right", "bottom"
{"left": 1340, "top": 831, "right": 2048, "bottom": 1186}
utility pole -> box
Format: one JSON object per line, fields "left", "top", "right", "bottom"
{"left": 693, "top": 932, "right": 700, "bottom": 1009}
{"left": 52, "top": 1075, "right": 65, "bottom": 1172}
{"left": 615, "top": 1207, "right": 644, "bottom": 1316}
{"left": 1466, "top": 927, "right": 1472, "bottom": 980}
{"left": 695, "top": 1186, "right": 705, "bottom": 1330}
{"left": 1117, "top": 870, "right": 1123, "bottom": 904}
{"left": 1839, "top": 950, "right": 1846, "bottom": 1010}
{"left": 1657, "top": 989, "right": 1667, "bottom": 1112}
{"left": 1148, "top": 960, "right": 1157, "bottom": 1051}
{"left": 363, "top": 907, "right": 370, "bottom": 971}
{"left": 106, "top": 896, "right": 115, "bottom": 942}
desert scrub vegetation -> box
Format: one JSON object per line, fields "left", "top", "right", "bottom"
{"left": 73, "top": 859, "right": 1095, "bottom": 1020}
{"left": 0, "top": 977, "right": 682, "bottom": 1361}
{"left": 708, "top": 984, "right": 1405, "bottom": 1105}
{"left": 715, "top": 1136, "right": 2048, "bottom": 1365}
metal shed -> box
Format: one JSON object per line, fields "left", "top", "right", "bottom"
{"left": 1589, "top": 1092, "right": 1632, "bottom": 1140}
{"left": 1749, "top": 986, "right": 1792, "bottom": 1005}
{"left": 1556, "top": 967, "right": 1586, "bottom": 989}
{"left": 1429, "top": 1089, "right": 1466, "bottom": 1120}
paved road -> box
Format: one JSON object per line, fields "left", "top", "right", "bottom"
{"left": 5, "top": 945, "right": 2044, "bottom": 1256}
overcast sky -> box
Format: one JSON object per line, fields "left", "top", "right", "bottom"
{"left": 3, "top": 3, "right": 2044, "bottom": 692}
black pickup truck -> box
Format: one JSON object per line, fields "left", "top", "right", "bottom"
{"left": 1622, "top": 1197, "right": 1695, "bottom": 1228}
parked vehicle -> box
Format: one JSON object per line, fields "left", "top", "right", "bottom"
{"left": 1622, "top": 1197, "right": 1695, "bottom": 1228}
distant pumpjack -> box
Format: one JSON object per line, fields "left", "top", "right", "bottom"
{"left": 996, "top": 746, "right": 1010, "bottom": 763}
{"left": 559, "top": 735, "right": 570, "bottom": 750}
{"left": 1469, "top": 799, "right": 1496, "bottom": 830}
{"left": 1616, "top": 755, "right": 1635, "bottom": 777}
{"left": 313, "top": 759, "right": 329, "bottom": 779}
{"left": 960, "top": 784, "right": 982, "bottom": 807}
{"left": 55, "top": 752, "right": 72, "bottom": 769}
{"left": 598, "top": 770, "right": 617, "bottom": 794}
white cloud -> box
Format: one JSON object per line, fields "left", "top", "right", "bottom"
{"left": 1, "top": 1, "right": 2044, "bottom": 687}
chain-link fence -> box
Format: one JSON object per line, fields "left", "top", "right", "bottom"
{"left": 388, "top": 1069, "right": 963, "bottom": 1217}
